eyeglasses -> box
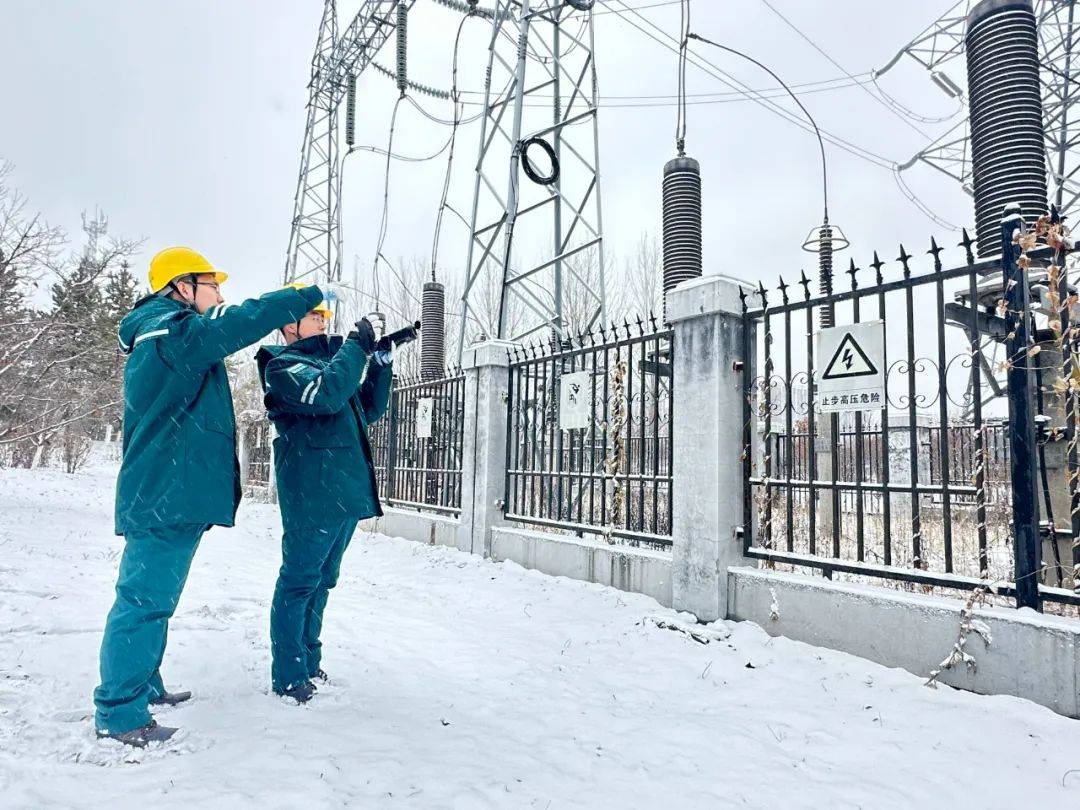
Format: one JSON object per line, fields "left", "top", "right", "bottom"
{"left": 188, "top": 280, "right": 220, "bottom": 293}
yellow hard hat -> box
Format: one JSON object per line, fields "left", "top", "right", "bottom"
{"left": 284, "top": 282, "right": 332, "bottom": 319}
{"left": 149, "top": 246, "right": 228, "bottom": 293}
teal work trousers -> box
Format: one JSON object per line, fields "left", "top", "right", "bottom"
{"left": 94, "top": 524, "right": 205, "bottom": 734}
{"left": 270, "top": 519, "right": 357, "bottom": 693}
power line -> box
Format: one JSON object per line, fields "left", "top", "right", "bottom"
{"left": 346, "top": 135, "right": 455, "bottom": 163}
{"left": 370, "top": 95, "right": 407, "bottom": 307}
{"left": 431, "top": 12, "right": 475, "bottom": 280}
{"left": 675, "top": 0, "right": 689, "bottom": 153}
{"left": 689, "top": 32, "right": 831, "bottom": 222}
{"left": 406, "top": 94, "right": 485, "bottom": 126}
{"left": 598, "top": 0, "right": 899, "bottom": 170}
{"left": 755, "top": 0, "right": 934, "bottom": 138}
{"left": 459, "top": 88, "right": 868, "bottom": 108}
{"left": 383, "top": 66, "right": 875, "bottom": 105}
{"left": 593, "top": 0, "right": 683, "bottom": 14}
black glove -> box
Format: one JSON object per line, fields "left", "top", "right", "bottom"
{"left": 348, "top": 318, "right": 377, "bottom": 353}
{"left": 376, "top": 321, "right": 420, "bottom": 352}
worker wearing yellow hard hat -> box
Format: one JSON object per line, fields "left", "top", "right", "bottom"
{"left": 95, "top": 245, "right": 325, "bottom": 748}
{"left": 148, "top": 246, "right": 229, "bottom": 296}
{"left": 255, "top": 295, "right": 393, "bottom": 703}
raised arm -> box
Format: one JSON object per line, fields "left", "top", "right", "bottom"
{"left": 160, "top": 286, "right": 323, "bottom": 372}
{"left": 359, "top": 352, "right": 393, "bottom": 424}
{"left": 263, "top": 339, "right": 368, "bottom": 416}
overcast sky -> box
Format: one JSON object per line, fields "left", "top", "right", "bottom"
{"left": 1, "top": 0, "right": 971, "bottom": 306}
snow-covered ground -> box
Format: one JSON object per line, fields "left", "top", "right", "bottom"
{"left": 1, "top": 453, "right": 1079, "bottom": 809}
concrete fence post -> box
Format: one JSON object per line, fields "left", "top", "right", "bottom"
{"left": 457, "top": 340, "right": 514, "bottom": 557}
{"left": 667, "top": 275, "right": 753, "bottom": 622}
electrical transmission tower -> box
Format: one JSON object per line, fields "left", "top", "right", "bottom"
{"left": 888, "top": 1, "right": 1080, "bottom": 216}
{"left": 284, "top": 0, "right": 415, "bottom": 287}
{"left": 458, "top": 0, "right": 607, "bottom": 355}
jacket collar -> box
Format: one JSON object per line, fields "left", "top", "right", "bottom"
{"left": 289, "top": 333, "right": 344, "bottom": 357}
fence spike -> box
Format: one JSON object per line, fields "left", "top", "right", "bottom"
{"left": 757, "top": 281, "right": 768, "bottom": 309}
{"left": 959, "top": 228, "right": 975, "bottom": 265}
{"left": 897, "top": 244, "right": 912, "bottom": 278}
{"left": 798, "top": 270, "right": 811, "bottom": 300}
{"left": 648, "top": 310, "right": 658, "bottom": 331}
{"left": 847, "top": 258, "right": 859, "bottom": 291}
{"left": 870, "top": 251, "right": 884, "bottom": 285}
{"left": 777, "top": 275, "right": 789, "bottom": 304}
{"left": 635, "top": 314, "right": 644, "bottom": 336}
{"left": 928, "top": 235, "right": 943, "bottom": 271}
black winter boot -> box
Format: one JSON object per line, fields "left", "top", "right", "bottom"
{"left": 96, "top": 720, "right": 178, "bottom": 748}
{"left": 275, "top": 681, "right": 316, "bottom": 704}
{"left": 149, "top": 690, "right": 192, "bottom": 707}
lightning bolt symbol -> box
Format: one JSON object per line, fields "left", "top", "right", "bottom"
{"left": 842, "top": 348, "right": 853, "bottom": 370}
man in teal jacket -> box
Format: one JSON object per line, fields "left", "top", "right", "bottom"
{"left": 255, "top": 292, "right": 394, "bottom": 702}
{"left": 94, "top": 247, "right": 324, "bottom": 747}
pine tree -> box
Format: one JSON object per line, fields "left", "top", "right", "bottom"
{"left": 100, "top": 260, "right": 141, "bottom": 331}
{"left": 0, "top": 248, "right": 27, "bottom": 319}
{"left": 51, "top": 254, "right": 104, "bottom": 339}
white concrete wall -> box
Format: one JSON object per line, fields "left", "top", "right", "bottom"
{"left": 360, "top": 506, "right": 459, "bottom": 549}
{"left": 365, "top": 509, "right": 671, "bottom": 606}
{"left": 490, "top": 526, "right": 672, "bottom": 607}
{"left": 728, "top": 566, "right": 1080, "bottom": 718}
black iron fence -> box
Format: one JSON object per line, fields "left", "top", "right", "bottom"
{"left": 505, "top": 318, "right": 674, "bottom": 547}
{"left": 242, "top": 421, "right": 272, "bottom": 488}
{"left": 769, "top": 421, "right": 1012, "bottom": 509}
{"left": 742, "top": 227, "right": 1078, "bottom": 609}
{"left": 368, "top": 370, "right": 466, "bottom": 514}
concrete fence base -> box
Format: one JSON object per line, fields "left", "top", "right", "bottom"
{"left": 490, "top": 526, "right": 672, "bottom": 607}
{"left": 359, "top": 506, "right": 459, "bottom": 549}
{"left": 365, "top": 508, "right": 1079, "bottom": 719}
{"left": 728, "top": 566, "right": 1080, "bottom": 719}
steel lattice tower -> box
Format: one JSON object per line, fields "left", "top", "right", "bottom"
{"left": 457, "top": 0, "right": 607, "bottom": 356}
{"left": 284, "top": 1, "right": 415, "bottom": 288}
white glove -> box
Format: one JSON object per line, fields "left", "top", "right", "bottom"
{"left": 367, "top": 311, "right": 387, "bottom": 342}
{"left": 322, "top": 282, "right": 351, "bottom": 310}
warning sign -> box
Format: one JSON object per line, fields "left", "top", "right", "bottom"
{"left": 823, "top": 333, "right": 878, "bottom": 379}
{"left": 815, "top": 321, "right": 885, "bottom": 413}
{"left": 559, "top": 371, "right": 592, "bottom": 430}
{"left": 416, "top": 397, "right": 434, "bottom": 438}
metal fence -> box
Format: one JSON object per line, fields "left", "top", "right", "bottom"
{"left": 368, "top": 370, "right": 466, "bottom": 515}
{"left": 505, "top": 319, "right": 674, "bottom": 547}
{"left": 769, "top": 421, "right": 1011, "bottom": 510}
{"left": 742, "top": 228, "right": 1078, "bottom": 609}
{"left": 242, "top": 421, "right": 272, "bottom": 488}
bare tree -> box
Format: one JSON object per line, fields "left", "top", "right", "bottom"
{"left": 0, "top": 173, "right": 140, "bottom": 470}
{"left": 623, "top": 231, "right": 662, "bottom": 323}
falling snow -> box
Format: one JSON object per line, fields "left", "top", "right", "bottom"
{"left": 1, "top": 449, "right": 1079, "bottom": 808}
